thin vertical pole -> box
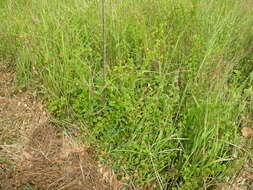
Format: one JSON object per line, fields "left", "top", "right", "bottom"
{"left": 101, "top": 0, "right": 107, "bottom": 101}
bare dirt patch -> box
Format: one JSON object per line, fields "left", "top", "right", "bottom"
{"left": 0, "top": 62, "right": 123, "bottom": 190}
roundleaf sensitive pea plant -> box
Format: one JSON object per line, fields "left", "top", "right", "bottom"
{"left": 0, "top": 0, "right": 252, "bottom": 189}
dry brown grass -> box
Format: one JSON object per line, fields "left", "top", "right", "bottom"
{"left": 0, "top": 62, "right": 125, "bottom": 190}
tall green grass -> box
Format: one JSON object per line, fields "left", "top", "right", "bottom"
{"left": 0, "top": 0, "right": 253, "bottom": 189}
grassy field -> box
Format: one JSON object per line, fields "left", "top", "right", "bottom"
{"left": 0, "top": 0, "right": 253, "bottom": 189}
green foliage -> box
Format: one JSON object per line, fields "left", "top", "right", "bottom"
{"left": 19, "top": 184, "right": 39, "bottom": 190}
{"left": 1, "top": 0, "right": 253, "bottom": 188}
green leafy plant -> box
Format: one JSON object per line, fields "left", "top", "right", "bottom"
{"left": 1, "top": 0, "right": 253, "bottom": 188}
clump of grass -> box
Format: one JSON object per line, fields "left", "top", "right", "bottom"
{"left": 0, "top": 0, "right": 253, "bottom": 189}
